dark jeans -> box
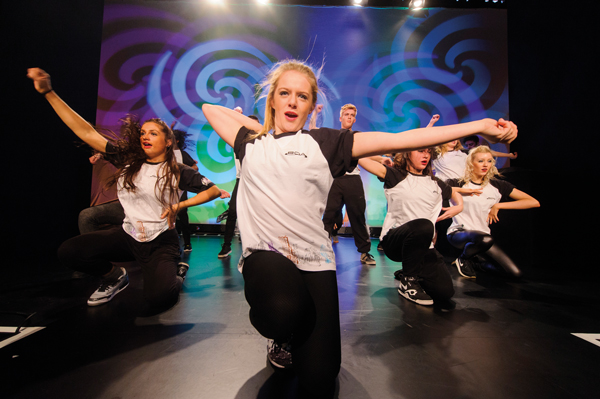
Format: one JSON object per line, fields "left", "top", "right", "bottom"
{"left": 322, "top": 175, "right": 371, "bottom": 253}
{"left": 381, "top": 219, "right": 454, "bottom": 301}
{"left": 447, "top": 229, "right": 522, "bottom": 277}
{"left": 242, "top": 251, "right": 340, "bottom": 398}
{"left": 78, "top": 201, "right": 125, "bottom": 234}
{"left": 58, "top": 228, "right": 183, "bottom": 307}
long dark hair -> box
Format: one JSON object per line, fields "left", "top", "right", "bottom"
{"left": 106, "top": 115, "right": 181, "bottom": 210}
{"left": 393, "top": 147, "right": 437, "bottom": 177}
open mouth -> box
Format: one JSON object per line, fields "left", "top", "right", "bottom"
{"left": 284, "top": 112, "right": 298, "bottom": 120}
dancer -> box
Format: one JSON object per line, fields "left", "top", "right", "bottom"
{"left": 359, "top": 149, "right": 463, "bottom": 306}
{"left": 321, "top": 104, "right": 376, "bottom": 265}
{"left": 173, "top": 129, "right": 198, "bottom": 253}
{"left": 28, "top": 68, "right": 221, "bottom": 308}
{"left": 446, "top": 146, "right": 539, "bottom": 278}
{"left": 202, "top": 59, "right": 517, "bottom": 398}
{"left": 463, "top": 134, "right": 518, "bottom": 159}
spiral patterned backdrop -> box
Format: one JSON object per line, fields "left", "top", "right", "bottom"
{"left": 97, "top": 1, "right": 508, "bottom": 225}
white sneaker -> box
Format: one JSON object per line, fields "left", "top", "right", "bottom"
{"left": 87, "top": 267, "right": 129, "bottom": 306}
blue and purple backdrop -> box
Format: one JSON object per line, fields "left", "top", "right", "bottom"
{"left": 97, "top": 1, "right": 508, "bottom": 226}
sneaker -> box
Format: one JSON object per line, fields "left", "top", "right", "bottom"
{"left": 218, "top": 244, "right": 232, "bottom": 258}
{"left": 87, "top": 267, "right": 129, "bottom": 307}
{"left": 183, "top": 244, "right": 192, "bottom": 253}
{"left": 216, "top": 209, "right": 229, "bottom": 223}
{"left": 454, "top": 258, "right": 476, "bottom": 278}
{"left": 360, "top": 252, "right": 376, "bottom": 265}
{"left": 377, "top": 242, "right": 384, "bottom": 251}
{"left": 395, "top": 271, "right": 433, "bottom": 306}
{"left": 332, "top": 235, "right": 339, "bottom": 244}
{"left": 267, "top": 339, "right": 292, "bottom": 369}
{"left": 177, "top": 262, "right": 190, "bottom": 281}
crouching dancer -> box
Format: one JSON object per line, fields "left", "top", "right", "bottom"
{"left": 28, "top": 68, "right": 221, "bottom": 309}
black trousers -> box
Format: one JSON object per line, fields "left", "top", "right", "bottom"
{"left": 322, "top": 175, "right": 371, "bottom": 253}
{"left": 242, "top": 251, "right": 340, "bottom": 398}
{"left": 381, "top": 219, "right": 454, "bottom": 301}
{"left": 447, "top": 229, "right": 522, "bottom": 277}
{"left": 58, "top": 228, "right": 183, "bottom": 307}
{"left": 223, "top": 178, "right": 239, "bottom": 246}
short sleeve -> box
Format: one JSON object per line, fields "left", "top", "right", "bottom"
{"left": 306, "top": 128, "right": 357, "bottom": 178}
{"left": 178, "top": 164, "right": 215, "bottom": 193}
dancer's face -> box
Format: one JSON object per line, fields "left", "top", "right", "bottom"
{"left": 444, "top": 140, "right": 458, "bottom": 151}
{"left": 472, "top": 152, "right": 494, "bottom": 179}
{"left": 464, "top": 139, "right": 478, "bottom": 150}
{"left": 339, "top": 108, "right": 356, "bottom": 130}
{"left": 140, "top": 122, "right": 171, "bottom": 162}
{"left": 270, "top": 70, "right": 314, "bottom": 135}
{"left": 407, "top": 149, "right": 431, "bottom": 174}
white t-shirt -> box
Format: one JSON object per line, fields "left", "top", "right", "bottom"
{"left": 379, "top": 166, "right": 452, "bottom": 248}
{"left": 432, "top": 150, "right": 467, "bottom": 182}
{"left": 446, "top": 178, "right": 515, "bottom": 235}
{"left": 234, "top": 127, "right": 356, "bottom": 272}
{"left": 105, "top": 143, "right": 215, "bottom": 242}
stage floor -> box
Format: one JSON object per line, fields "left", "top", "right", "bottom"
{"left": 2, "top": 235, "right": 599, "bottom": 399}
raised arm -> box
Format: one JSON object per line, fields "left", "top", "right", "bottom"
{"left": 427, "top": 114, "right": 440, "bottom": 127}
{"left": 309, "top": 104, "right": 323, "bottom": 130}
{"left": 202, "top": 104, "right": 263, "bottom": 147}
{"left": 491, "top": 150, "right": 518, "bottom": 159}
{"left": 358, "top": 157, "right": 387, "bottom": 179}
{"left": 27, "top": 68, "right": 108, "bottom": 153}
{"left": 352, "top": 118, "right": 517, "bottom": 159}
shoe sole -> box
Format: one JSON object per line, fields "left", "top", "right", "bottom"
{"left": 453, "top": 259, "right": 476, "bottom": 279}
{"left": 87, "top": 281, "right": 129, "bottom": 307}
{"left": 218, "top": 251, "right": 232, "bottom": 258}
{"left": 397, "top": 288, "right": 434, "bottom": 306}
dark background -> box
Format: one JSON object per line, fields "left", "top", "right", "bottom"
{"left": 3, "top": 0, "right": 596, "bottom": 283}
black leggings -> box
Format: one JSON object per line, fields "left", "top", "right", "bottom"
{"left": 447, "top": 229, "right": 521, "bottom": 277}
{"left": 58, "top": 228, "right": 183, "bottom": 307}
{"left": 381, "top": 219, "right": 454, "bottom": 302}
{"left": 242, "top": 251, "right": 340, "bottom": 398}
{"left": 223, "top": 178, "right": 239, "bottom": 246}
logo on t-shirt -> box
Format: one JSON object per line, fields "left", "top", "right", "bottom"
{"left": 284, "top": 151, "right": 307, "bottom": 158}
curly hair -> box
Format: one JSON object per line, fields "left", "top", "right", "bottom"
{"left": 461, "top": 145, "right": 501, "bottom": 187}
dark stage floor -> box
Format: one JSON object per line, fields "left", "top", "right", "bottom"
{"left": 2, "top": 235, "right": 599, "bottom": 399}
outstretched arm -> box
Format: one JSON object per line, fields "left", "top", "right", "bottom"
{"left": 352, "top": 118, "right": 517, "bottom": 159}
{"left": 202, "top": 104, "right": 264, "bottom": 147}
{"left": 27, "top": 68, "right": 108, "bottom": 153}
{"left": 491, "top": 150, "right": 518, "bottom": 159}
{"left": 161, "top": 185, "right": 221, "bottom": 229}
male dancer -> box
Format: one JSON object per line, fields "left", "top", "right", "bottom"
{"left": 321, "top": 104, "right": 376, "bottom": 265}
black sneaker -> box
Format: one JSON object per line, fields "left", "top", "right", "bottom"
{"left": 360, "top": 252, "right": 376, "bottom": 266}
{"left": 177, "top": 262, "right": 190, "bottom": 281}
{"left": 395, "top": 271, "right": 433, "bottom": 306}
{"left": 267, "top": 339, "right": 292, "bottom": 369}
{"left": 454, "top": 258, "right": 476, "bottom": 278}
{"left": 87, "top": 267, "right": 129, "bottom": 307}
{"left": 183, "top": 244, "right": 192, "bottom": 253}
{"left": 377, "top": 242, "right": 384, "bottom": 251}
{"left": 218, "top": 244, "right": 232, "bottom": 258}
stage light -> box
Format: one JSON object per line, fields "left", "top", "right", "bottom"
{"left": 409, "top": 0, "right": 425, "bottom": 10}
{"left": 256, "top": 0, "right": 269, "bottom": 5}
{"left": 352, "top": 0, "right": 364, "bottom": 5}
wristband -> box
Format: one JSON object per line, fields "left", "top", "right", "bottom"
{"left": 40, "top": 88, "right": 54, "bottom": 96}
